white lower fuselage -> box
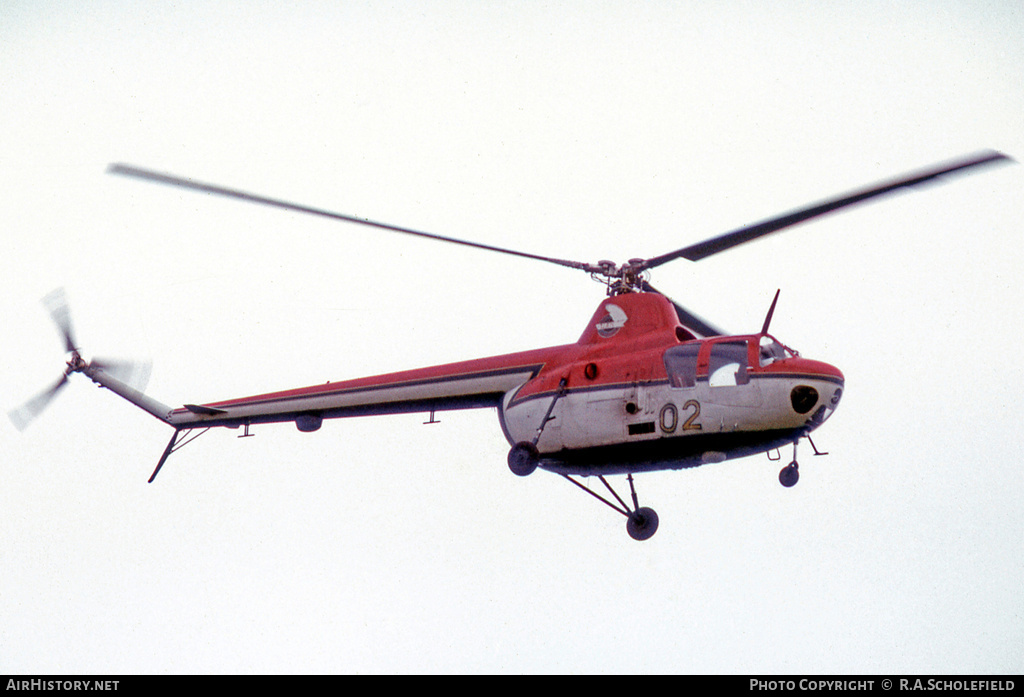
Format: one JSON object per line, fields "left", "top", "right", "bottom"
{"left": 500, "top": 371, "right": 844, "bottom": 475}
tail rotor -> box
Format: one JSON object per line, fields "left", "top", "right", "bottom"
{"left": 8, "top": 289, "right": 152, "bottom": 431}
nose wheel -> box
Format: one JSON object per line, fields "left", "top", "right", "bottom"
{"left": 779, "top": 461, "right": 799, "bottom": 487}
{"left": 779, "top": 439, "right": 801, "bottom": 487}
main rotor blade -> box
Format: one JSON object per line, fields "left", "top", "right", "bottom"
{"left": 640, "top": 281, "right": 726, "bottom": 338}
{"left": 108, "top": 164, "right": 592, "bottom": 272}
{"left": 640, "top": 150, "right": 1013, "bottom": 268}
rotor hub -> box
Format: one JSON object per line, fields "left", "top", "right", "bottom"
{"left": 589, "top": 259, "right": 650, "bottom": 295}
{"left": 65, "top": 352, "right": 87, "bottom": 375}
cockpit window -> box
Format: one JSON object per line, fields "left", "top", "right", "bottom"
{"left": 708, "top": 340, "right": 750, "bottom": 386}
{"left": 664, "top": 343, "right": 700, "bottom": 388}
{"left": 758, "top": 335, "right": 790, "bottom": 367}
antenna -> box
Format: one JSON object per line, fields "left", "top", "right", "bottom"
{"left": 761, "top": 289, "right": 781, "bottom": 334}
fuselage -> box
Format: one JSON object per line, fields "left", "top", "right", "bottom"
{"left": 156, "top": 292, "right": 842, "bottom": 475}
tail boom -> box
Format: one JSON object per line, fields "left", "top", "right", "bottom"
{"left": 82, "top": 363, "right": 174, "bottom": 424}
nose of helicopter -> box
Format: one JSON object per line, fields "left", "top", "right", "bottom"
{"left": 781, "top": 357, "right": 844, "bottom": 427}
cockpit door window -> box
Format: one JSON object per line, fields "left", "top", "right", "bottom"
{"left": 708, "top": 340, "right": 750, "bottom": 386}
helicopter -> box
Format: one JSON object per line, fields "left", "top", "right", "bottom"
{"left": 10, "top": 150, "right": 1011, "bottom": 540}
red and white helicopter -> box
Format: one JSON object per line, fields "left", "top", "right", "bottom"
{"left": 11, "top": 151, "right": 1010, "bottom": 540}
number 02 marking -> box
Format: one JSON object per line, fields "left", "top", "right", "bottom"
{"left": 661, "top": 400, "right": 702, "bottom": 433}
{"left": 682, "top": 400, "right": 702, "bottom": 431}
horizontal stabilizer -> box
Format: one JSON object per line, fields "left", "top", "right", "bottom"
{"left": 184, "top": 404, "right": 229, "bottom": 416}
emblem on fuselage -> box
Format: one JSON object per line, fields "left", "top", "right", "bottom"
{"left": 596, "top": 303, "right": 628, "bottom": 338}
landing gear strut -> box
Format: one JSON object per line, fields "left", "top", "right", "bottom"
{"left": 562, "top": 472, "right": 659, "bottom": 541}
{"left": 506, "top": 377, "right": 567, "bottom": 478}
{"left": 777, "top": 435, "right": 828, "bottom": 488}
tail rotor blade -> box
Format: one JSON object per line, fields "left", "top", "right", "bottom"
{"left": 91, "top": 358, "right": 153, "bottom": 393}
{"left": 8, "top": 374, "right": 69, "bottom": 431}
{"left": 43, "top": 288, "right": 77, "bottom": 353}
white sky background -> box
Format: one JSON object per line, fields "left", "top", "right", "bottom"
{"left": 1, "top": 0, "right": 1022, "bottom": 674}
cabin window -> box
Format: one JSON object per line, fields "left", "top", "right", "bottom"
{"left": 759, "top": 335, "right": 788, "bottom": 367}
{"left": 708, "top": 341, "right": 750, "bottom": 386}
{"left": 664, "top": 343, "right": 700, "bottom": 388}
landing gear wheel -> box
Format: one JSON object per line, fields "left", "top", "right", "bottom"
{"left": 779, "top": 462, "right": 800, "bottom": 488}
{"left": 508, "top": 441, "right": 540, "bottom": 477}
{"left": 626, "top": 507, "right": 659, "bottom": 541}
